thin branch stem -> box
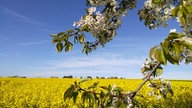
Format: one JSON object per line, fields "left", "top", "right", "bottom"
{"left": 130, "top": 62, "right": 161, "bottom": 99}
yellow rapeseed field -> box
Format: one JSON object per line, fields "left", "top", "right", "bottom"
{"left": 0, "top": 78, "right": 191, "bottom": 108}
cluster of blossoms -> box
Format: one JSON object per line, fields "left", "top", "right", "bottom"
{"left": 147, "top": 78, "right": 173, "bottom": 100}
{"left": 141, "top": 0, "right": 175, "bottom": 29}
{"left": 88, "top": 0, "right": 117, "bottom": 7}
{"left": 73, "top": 7, "right": 113, "bottom": 37}
{"left": 73, "top": 0, "right": 130, "bottom": 47}
{"left": 110, "top": 84, "right": 134, "bottom": 108}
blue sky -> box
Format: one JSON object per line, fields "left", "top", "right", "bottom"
{"left": 0, "top": 0, "right": 191, "bottom": 79}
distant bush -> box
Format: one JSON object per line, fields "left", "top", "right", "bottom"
{"left": 63, "top": 75, "right": 73, "bottom": 78}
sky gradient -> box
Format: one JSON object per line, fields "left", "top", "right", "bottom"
{"left": 0, "top": 0, "right": 191, "bottom": 79}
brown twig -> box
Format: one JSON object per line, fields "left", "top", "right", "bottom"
{"left": 130, "top": 62, "right": 161, "bottom": 99}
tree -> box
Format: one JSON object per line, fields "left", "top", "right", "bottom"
{"left": 51, "top": 0, "right": 192, "bottom": 107}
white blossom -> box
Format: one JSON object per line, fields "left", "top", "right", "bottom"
{"left": 160, "top": 87, "right": 164, "bottom": 91}
{"left": 144, "top": 0, "right": 152, "bottom": 8}
{"left": 148, "top": 91, "right": 154, "bottom": 96}
{"left": 169, "top": 28, "right": 176, "bottom": 33}
{"left": 160, "top": 78, "right": 165, "bottom": 84}
{"left": 127, "top": 104, "right": 133, "bottom": 108}
{"left": 87, "top": 7, "right": 96, "bottom": 15}
{"left": 157, "top": 95, "right": 162, "bottom": 100}
{"left": 176, "top": 17, "right": 180, "bottom": 23}
{"left": 127, "top": 96, "right": 132, "bottom": 104}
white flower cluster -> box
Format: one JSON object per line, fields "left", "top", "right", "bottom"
{"left": 141, "top": 59, "right": 151, "bottom": 69}
{"left": 73, "top": 0, "right": 124, "bottom": 41}
{"left": 73, "top": 7, "right": 112, "bottom": 36}
{"left": 143, "top": 0, "right": 175, "bottom": 28}
{"left": 88, "top": 0, "right": 117, "bottom": 7}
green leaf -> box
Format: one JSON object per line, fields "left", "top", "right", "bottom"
{"left": 108, "top": 84, "right": 112, "bottom": 92}
{"left": 79, "top": 78, "right": 91, "bottom": 84}
{"left": 168, "top": 88, "right": 174, "bottom": 96}
{"left": 88, "top": 81, "right": 99, "bottom": 89}
{"left": 50, "top": 34, "right": 57, "bottom": 37}
{"left": 56, "top": 42, "right": 63, "bottom": 52}
{"left": 79, "top": 34, "right": 86, "bottom": 44}
{"left": 82, "top": 24, "right": 89, "bottom": 32}
{"left": 88, "top": 93, "right": 95, "bottom": 105}
{"left": 155, "top": 49, "right": 167, "bottom": 65}
{"left": 165, "top": 33, "right": 180, "bottom": 41}
{"left": 100, "top": 86, "right": 108, "bottom": 90}
{"left": 172, "top": 42, "right": 180, "bottom": 57}
{"left": 156, "top": 67, "right": 163, "bottom": 76}
{"left": 164, "top": 53, "right": 179, "bottom": 65}
{"left": 67, "top": 29, "right": 73, "bottom": 34}
{"left": 81, "top": 92, "right": 88, "bottom": 103}
{"left": 74, "top": 36, "right": 79, "bottom": 44}
{"left": 57, "top": 32, "right": 65, "bottom": 36}
{"left": 72, "top": 91, "right": 78, "bottom": 103}
{"left": 153, "top": 0, "right": 164, "bottom": 3}
{"left": 161, "top": 41, "right": 169, "bottom": 54}
{"left": 141, "top": 67, "right": 150, "bottom": 73}
{"left": 64, "top": 85, "right": 75, "bottom": 101}
{"left": 52, "top": 37, "right": 59, "bottom": 44}
{"left": 171, "top": 6, "right": 179, "bottom": 17}
{"left": 100, "top": 90, "right": 106, "bottom": 98}
{"left": 65, "top": 45, "right": 69, "bottom": 52}
{"left": 116, "top": 100, "right": 126, "bottom": 108}
{"left": 183, "top": 41, "right": 192, "bottom": 50}
{"left": 113, "top": 87, "right": 123, "bottom": 92}
{"left": 149, "top": 46, "right": 159, "bottom": 60}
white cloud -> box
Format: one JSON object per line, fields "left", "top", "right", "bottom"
{"left": 38, "top": 53, "right": 145, "bottom": 77}
{"left": 18, "top": 40, "right": 50, "bottom": 46}
{"left": 45, "top": 54, "right": 144, "bottom": 69}
{"left": 0, "top": 5, "right": 51, "bottom": 28}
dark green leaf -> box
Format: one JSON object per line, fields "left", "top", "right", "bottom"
{"left": 67, "top": 29, "right": 73, "bottom": 34}
{"left": 65, "top": 45, "right": 69, "bottom": 52}
{"left": 164, "top": 53, "right": 179, "bottom": 65}
{"left": 165, "top": 32, "right": 180, "bottom": 41}
{"left": 81, "top": 92, "right": 88, "bottom": 103}
{"left": 100, "top": 86, "right": 108, "bottom": 90}
{"left": 88, "top": 81, "right": 100, "bottom": 89}
{"left": 64, "top": 85, "right": 75, "bottom": 101}
{"left": 72, "top": 91, "right": 78, "bottom": 103}
{"left": 168, "top": 88, "right": 174, "bottom": 96}
{"left": 161, "top": 41, "right": 169, "bottom": 54}
{"left": 56, "top": 42, "right": 63, "bottom": 52}
{"left": 57, "top": 32, "right": 65, "bottom": 36}
{"left": 82, "top": 24, "right": 89, "bottom": 32}
{"left": 74, "top": 36, "right": 79, "bottom": 44}
{"left": 100, "top": 90, "right": 106, "bottom": 98}
{"left": 116, "top": 100, "right": 126, "bottom": 108}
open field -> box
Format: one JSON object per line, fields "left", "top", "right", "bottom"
{"left": 0, "top": 78, "right": 192, "bottom": 108}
